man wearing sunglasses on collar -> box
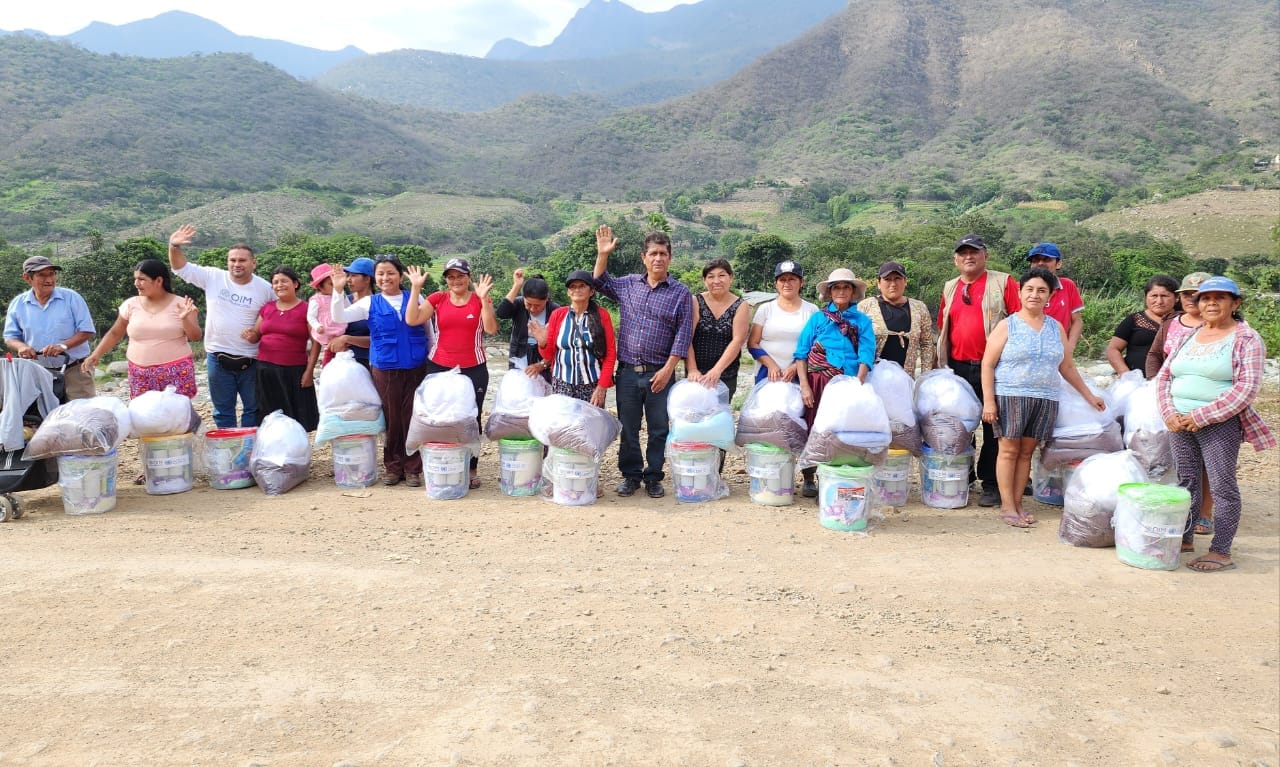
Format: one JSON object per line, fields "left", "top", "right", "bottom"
{"left": 935, "top": 234, "right": 1021, "bottom": 507}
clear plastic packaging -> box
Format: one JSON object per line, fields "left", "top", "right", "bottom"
{"left": 316, "top": 350, "right": 381, "bottom": 413}
{"left": 745, "top": 442, "right": 795, "bottom": 506}
{"left": 23, "top": 398, "right": 125, "bottom": 459}
{"left": 817, "top": 463, "right": 878, "bottom": 531}
{"left": 528, "top": 394, "right": 621, "bottom": 463}
{"left": 542, "top": 447, "right": 598, "bottom": 506}
{"left": 422, "top": 443, "right": 471, "bottom": 500}
{"left": 1059, "top": 450, "right": 1147, "bottom": 548}
{"left": 667, "top": 380, "right": 735, "bottom": 451}
{"left": 249, "top": 411, "right": 312, "bottom": 495}
{"left": 667, "top": 441, "right": 729, "bottom": 502}
{"left": 485, "top": 372, "right": 550, "bottom": 440}
{"left": 1114, "top": 482, "right": 1191, "bottom": 570}
{"left": 735, "top": 380, "right": 808, "bottom": 453}
{"left": 406, "top": 368, "right": 482, "bottom": 457}
{"left": 128, "top": 385, "right": 194, "bottom": 438}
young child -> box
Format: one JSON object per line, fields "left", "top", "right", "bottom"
{"left": 307, "top": 264, "right": 348, "bottom": 365}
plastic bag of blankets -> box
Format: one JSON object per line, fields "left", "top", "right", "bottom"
{"left": 1058, "top": 450, "right": 1147, "bottom": 548}
{"left": 734, "top": 379, "right": 807, "bottom": 454}
{"left": 250, "top": 410, "right": 312, "bottom": 495}
{"left": 485, "top": 371, "right": 550, "bottom": 440}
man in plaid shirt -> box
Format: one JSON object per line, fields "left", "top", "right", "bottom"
{"left": 594, "top": 224, "right": 694, "bottom": 498}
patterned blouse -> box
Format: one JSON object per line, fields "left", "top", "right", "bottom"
{"left": 691, "top": 294, "right": 744, "bottom": 388}
{"left": 856, "top": 297, "right": 935, "bottom": 377}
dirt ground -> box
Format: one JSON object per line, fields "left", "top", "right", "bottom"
{"left": 2, "top": 392, "right": 1278, "bottom": 766}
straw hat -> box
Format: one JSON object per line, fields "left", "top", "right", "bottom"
{"left": 816, "top": 268, "right": 867, "bottom": 303}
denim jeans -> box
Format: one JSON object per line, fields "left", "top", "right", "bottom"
{"left": 615, "top": 367, "right": 671, "bottom": 483}
{"left": 206, "top": 352, "right": 259, "bottom": 428}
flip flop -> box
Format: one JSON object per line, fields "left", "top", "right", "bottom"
{"left": 1186, "top": 557, "right": 1236, "bottom": 573}
{"left": 1193, "top": 517, "right": 1214, "bottom": 535}
{"left": 1000, "top": 512, "right": 1031, "bottom": 529}
{"left": 1020, "top": 511, "right": 1038, "bottom": 525}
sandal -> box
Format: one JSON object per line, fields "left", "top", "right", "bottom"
{"left": 1186, "top": 556, "right": 1236, "bottom": 573}
{"left": 1193, "top": 517, "right": 1214, "bottom": 535}
{"left": 1019, "top": 511, "right": 1037, "bottom": 525}
{"left": 1000, "top": 512, "right": 1031, "bottom": 528}
{"left": 469, "top": 475, "right": 482, "bottom": 490}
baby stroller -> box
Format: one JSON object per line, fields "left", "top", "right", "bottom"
{"left": 0, "top": 355, "right": 67, "bottom": 522}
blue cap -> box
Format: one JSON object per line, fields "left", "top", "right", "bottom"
{"left": 344, "top": 257, "right": 375, "bottom": 277}
{"left": 1027, "top": 242, "right": 1062, "bottom": 261}
{"left": 1195, "top": 276, "right": 1240, "bottom": 297}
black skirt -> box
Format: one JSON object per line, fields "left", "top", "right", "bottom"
{"left": 256, "top": 360, "right": 320, "bottom": 432}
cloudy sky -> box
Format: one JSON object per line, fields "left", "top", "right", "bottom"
{"left": 1, "top": 0, "right": 688, "bottom": 56}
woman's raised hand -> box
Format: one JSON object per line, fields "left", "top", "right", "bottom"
{"left": 328, "top": 264, "right": 348, "bottom": 293}
{"left": 475, "top": 274, "right": 494, "bottom": 299}
{"left": 406, "top": 265, "right": 428, "bottom": 291}
{"left": 175, "top": 296, "right": 198, "bottom": 320}
{"left": 528, "top": 318, "right": 547, "bottom": 347}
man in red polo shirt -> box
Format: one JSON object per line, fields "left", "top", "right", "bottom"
{"left": 936, "top": 234, "right": 1021, "bottom": 507}
{"left": 1027, "top": 242, "right": 1084, "bottom": 355}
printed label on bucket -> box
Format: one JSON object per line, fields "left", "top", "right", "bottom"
{"left": 147, "top": 454, "right": 191, "bottom": 469}
{"left": 558, "top": 464, "right": 595, "bottom": 480}
{"left": 747, "top": 464, "right": 784, "bottom": 479}
{"left": 877, "top": 469, "right": 908, "bottom": 481}
{"left": 674, "top": 461, "right": 712, "bottom": 476}
{"left": 1142, "top": 523, "right": 1184, "bottom": 538}
{"left": 334, "top": 452, "right": 365, "bottom": 465}
{"left": 426, "top": 459, "right": 465, "bottom": 473}
{"left": 502, "top": 458, "right": 531, "bottom": 471}
{"left": 837, "top": 485, "right": 866, "bottom": 503}
{"left": 928, "top": 468, "right": 966, "bottom": 481}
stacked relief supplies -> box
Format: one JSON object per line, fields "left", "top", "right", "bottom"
{"left": 250, "top": 410, "right": 312, "bottom": 495}
{"left": 913, "top": 368, "right": 980, "bottom": 455}
{"left": 665, "top": 380, "right": 735, "bottom": 502}
{"left": 529, "top": 395, "right": 622, "bottom": 505}
{"left": 1059, "top": 450, "right": 1147, "bottom": 548}
{"left": 867, "top": 360, "right": 922, "bottom": 455}
{"left": 1040, "top": 377, "right": 1120, "bottom": 469}
{"left": 128, "top": 386, "right": 202, "bottom": 495}
{"left": 797, "top": 376, "right": 892, "bottom": 468}
{"left": 313, "top": 351, "right": 385, "bottom": 445}
{"left": 484, "top": 372, "right": 550, "bottom": 440}
{"left": 405, "top": 367, "right": 482, "bottom": 459}
{"left": 735, "top": 379, "right": 808, "bottom": 454}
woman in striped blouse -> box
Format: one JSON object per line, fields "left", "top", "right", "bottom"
{"left": 530, "top": 270, "right": 617, "bottom": 407}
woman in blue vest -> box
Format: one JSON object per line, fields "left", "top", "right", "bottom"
{"left": 328, "top": 256, "right": 432, "bottom": 487}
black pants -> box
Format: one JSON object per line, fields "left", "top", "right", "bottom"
{"left": 947, "top": 359, "right": 997, "bottom": 486}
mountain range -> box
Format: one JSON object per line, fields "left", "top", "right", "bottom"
{"left": 0, "top": 0, "right": 1274, "bottom": 249}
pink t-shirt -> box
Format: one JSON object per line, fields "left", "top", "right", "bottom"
{"left": 427, "top": 292, "right": 485, "bottom": 368}
{"left": 120, "top": 296, "right": 192, "bottom": 367}
{"left": 257, "top": 302, "right": 311, "bottom": 367}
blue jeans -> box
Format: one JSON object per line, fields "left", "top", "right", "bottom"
{"left": 206, "top": 352, "right": 260, "bottom": 428}
{"left": 615, "top": 367, "right": 671, "bottom": 483}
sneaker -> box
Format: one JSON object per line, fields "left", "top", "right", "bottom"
{"left": 617, "top": 477, "right": 640, "bottom": 496}
{"left": 382, "top": 474, "right": 403, "bottom": 486}
{"left": 801, "top": 479, "right": 818, "bottom": 498}
{"left": 978, "top": 484, "right": 1001, "bottom": 507}
{"left": 645, "top": 481, "right": 665, "bottom": 498}
{"left": 404, "top": 473, "right": 422, "bottom": 488}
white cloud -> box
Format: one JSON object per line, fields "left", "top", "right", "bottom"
{"left": 1, "top": 0, "right": 689, "bottom": 55}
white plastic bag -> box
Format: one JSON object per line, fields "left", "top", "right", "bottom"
{"left": 1059, "top": 450, "right": 1147, "bottom": 547}
{"left": 667, "top": 379, "right": 735, "bottom": 450}
{"left": 735, "top": 380, "right": 808, "bottom": 453}
{"left": 493, "top": 371, "right": 550, "bottom": 417}
{"left": 1053, "top": 376, "right": 1114, "bottom": 439}
{"left": 22, "top": 398, "right": 126, "bottom": 459}
{"left": 414, "top": 367, "right": 477, "bottom": 425}
{"left": 249, "top": 410, "right": 312, "bottom": 495}
{"left": 914, "top": 368, "right": 981, "bottom": 427}
{"left": 1105, "top": 369, "right": 1145, "bottom": 417}
{"left": 529, "top": 395, "right": 622, "bottom": 463}
{"left": 129, "top": 385, "right": 194, "bottom": 437}
{"left": 317, "top": 350, "right": 380, "bottom": 413}
{"left": 812, "top": 377, "right": 891, "bottom": 437}
{"left": 867, "top": 360, "right": 917, "bottom": 428}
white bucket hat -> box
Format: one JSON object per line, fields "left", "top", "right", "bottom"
{"left": 816, "top": 268, "right": 867, "bottom": 303}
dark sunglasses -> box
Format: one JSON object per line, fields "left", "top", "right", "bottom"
{"left": 961, "top": 282, "right": 973, "bottom": 305}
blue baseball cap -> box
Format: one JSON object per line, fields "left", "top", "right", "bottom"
{"left": 1027, "top": 242, "right": 1063, "bottom": 261}
{"left": 1195, "top": 276, "right": 1240, "bottom": 297}
{"left": 344, "top": 257, "right": 376, "bottom": 277}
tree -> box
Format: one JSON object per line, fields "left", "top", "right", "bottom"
{"left": 646, "top": 212, "right": 672, "bottom": 234}
{"left": 733, "top": 234, "right": 795, "bottom": 292}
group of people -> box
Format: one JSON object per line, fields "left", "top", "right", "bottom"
{"left": 4, "top": 226, "right": 1271, "bottom": 571}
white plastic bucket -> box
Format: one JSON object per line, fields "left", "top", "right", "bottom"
{"left": 817, "top": 463, "right": 876, "bottom": 531}
{"left": 422, "top": 443, "right": 470, "bottom": 500}
{"left": 499, "top": 438, "right": 543, "bottom": 497}
{"left": 1115, "top": 483, "right": 1191, "bottom": 571}
{"left": 332, "top": 434, "right": 378, "bottom": 489}
{"left": 57, "top": 450, "right": 118, "bottom": 515}
{"left": 874, "top": 449, "right": 911, "bottom": 507}
{"left": 1032, "top": 454, "right": 1081, "bottom": 506}
{"left": 548, "top": 447, "right": 597, "bottom": 506}
{"left": 669, "top": 441, "right": 720, "bottom": 503}
{"left": 745, "top": 443, "right": 794, "bottom": 506}
{"left": 919, "top": 447, "right": 971, "bottom": 509}
{"left": 140, "top": 433, "right": 194, "bottom": 496}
